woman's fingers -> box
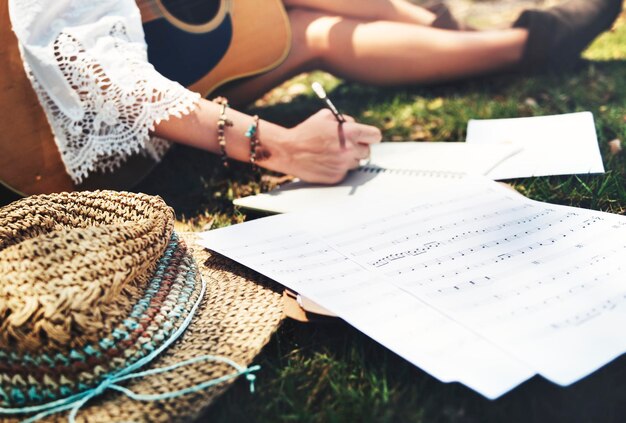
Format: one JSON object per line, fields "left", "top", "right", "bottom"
{"left": 341, "top": 121, "right": 382, "bottom": 145}
{"left": 340, "top": 122, "right": 378, "bottom": 163}
{"left": 354, "top": 142, "right": 371, "bottom": 160}
{"left": 341, "top": 114, "right": 356, "bottom": 123}
{"left": 334, "top": 120, "right": 378, "bottom": 169}
{"left": 316, "top": 109, "right": 381, "bottom": 146}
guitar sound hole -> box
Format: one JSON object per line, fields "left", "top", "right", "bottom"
{"left": 160, "top": 0, "right": 222, "bottom": 26}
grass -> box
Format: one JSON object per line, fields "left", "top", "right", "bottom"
{"left": 3, "top": 5, "right": 626, "bottom": 423}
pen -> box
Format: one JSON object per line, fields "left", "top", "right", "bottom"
{"left": 312, "top": 82, "right": 346, "bottom": 123}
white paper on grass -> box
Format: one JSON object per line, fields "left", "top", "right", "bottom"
{"left": 466, "top": 112, "right": 605, "bottom": 179}
{"left": 233, "top": 142, "right": 522, "bottom": 214}
{"left": 199, "top": 178, "right": 626, "bottom": 399}
{"left": 364, "top": 141, "right": 522, "bottom": 175}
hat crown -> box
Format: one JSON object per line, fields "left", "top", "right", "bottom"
{"left": 0, "top": 191, "right": 174, "bottom": 353}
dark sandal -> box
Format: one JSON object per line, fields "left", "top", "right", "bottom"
{"left": 513, "top": 0, "right": 623, "bottom": 72}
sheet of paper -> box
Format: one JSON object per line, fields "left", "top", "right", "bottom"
{"left": 312, "top": 181, "right": 626, "bottom": 387}
{"left": 367, "top": 142, "right": 522, "bottom": 175}
{"left": 466, "top": 112, "right": 605, "bottom": 179}
{"left": 233, "top": 142, "right": 521, "bottom": 214}
{"left": 233, "top": 168, "right": 467, "bottom": 214}
{"left": 200, "top": 178, "right": 626, "bottom": 398}
{"left": 198, "top": 206, "right": 534, "bottom": 399}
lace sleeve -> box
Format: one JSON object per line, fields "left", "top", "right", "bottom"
{"left": 9, "top": 0, "right": 201, "bottom": 184}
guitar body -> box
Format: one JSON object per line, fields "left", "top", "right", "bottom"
{"left": 0, "top": 0, "right": 291, "bottom": 196}
{"left": 0, "top": 0, "right": 76, "bottom": 194}
{"left": 143, "top": 0, "right": 291, "bottom": 96}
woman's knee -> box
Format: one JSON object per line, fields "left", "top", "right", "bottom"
{"left": 288, "top": 8, "right": 342, "bottom": 64}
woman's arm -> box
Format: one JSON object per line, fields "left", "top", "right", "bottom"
{"left": 153, "top": 98, "right": 382, "bottom": 184}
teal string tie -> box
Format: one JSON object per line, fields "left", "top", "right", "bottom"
{"left": 246, "top": 373, "right": 257, "bottom": 394}
{"left": 0, "top": 275, "right": 261, "bottom": 423}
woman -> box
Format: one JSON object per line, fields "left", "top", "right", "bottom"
{"left": 224, "top": 0, "right": 623, "bottom": 104}
{"left": 6, "top": 0, "right": 621, "bottom": 190}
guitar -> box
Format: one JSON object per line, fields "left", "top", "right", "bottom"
{"left": 0, "top": 0, "right": 291, "bottom": 196}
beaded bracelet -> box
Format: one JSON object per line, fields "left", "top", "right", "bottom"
{"left": 214, "top": 96, "right": 233, "bottom": 168}
{"left": 245, "top": 115, "right": 261, "bottom": 170}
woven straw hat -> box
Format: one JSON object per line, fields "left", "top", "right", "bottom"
{"left": 0, "top": 191, "right": 283, "bottom": 422}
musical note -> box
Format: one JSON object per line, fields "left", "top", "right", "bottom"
{"left": 550, "top": 294, "right": 626, "bottom": 329}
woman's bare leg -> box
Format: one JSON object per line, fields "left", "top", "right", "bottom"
{"left": 221, "top": 9, "right": 527, "bottom": 105}
{"left": 283, "top": 0, "right": 437, "bottom": 26}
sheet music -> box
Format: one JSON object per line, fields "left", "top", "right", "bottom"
{"left": 198, "top": 211, "right": 534, "bottom": 398}
{"left": 198, "top": 178, "right": 626, "bottom": 398}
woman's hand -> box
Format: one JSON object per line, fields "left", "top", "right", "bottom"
{"left": 154, "top": 100, "right": 381, "bottom": 184}
{"left": 265, "top": 109, "right": 382, "bottom": 184}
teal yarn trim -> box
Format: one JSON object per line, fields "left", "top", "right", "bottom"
{"left": 0, "top": 274, "right": 261, "bottom": 423}
{"left": 0, "top": 235, "right": 193, "bottom": 408}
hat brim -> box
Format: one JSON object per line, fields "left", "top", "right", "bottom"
{"left": 42, "top": 232, "right": 284, "bottom": 423}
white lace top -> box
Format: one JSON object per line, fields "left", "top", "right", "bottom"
{"left": 8, "top": 0, "right": 201, "bottom": 183}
